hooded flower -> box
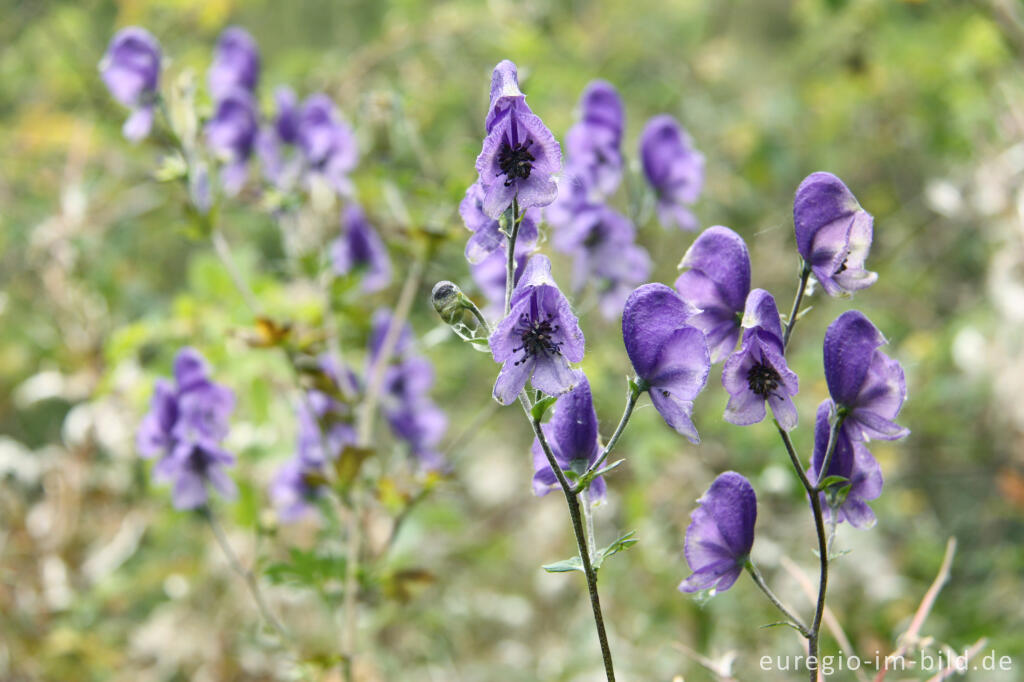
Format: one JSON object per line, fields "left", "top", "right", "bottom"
{"left": 679, "top": 471, "right": 757, "bottom": 593}
{"left": 564, "top": 80, "right": 625, "bottom": 196}
{"left": 475, "top": 61, "right": 561, "bottom": 218}
{"left": 621, "top": 284, "right": 711, "bottom": 442}
{"left": 823, "top": 311, "right": 909, "bottom": 442}
{"left": 459, "top": 180, "right": 539, "bottom": 264}
{"left": 99, "top": 27, "right": 162, "bottom": 141}
{"left": 489, "top": 255, "right": 585, "bottom": 405}
{"left": 639, "top": 115, "right": 704, "bottom": 231}
{"left": 471, "top": 249, "right": 527, "bottom": 317}
{"left": 531, "top": 372, "right": 607, "bottom": 502}
{"left": 331, "top": 205, "right": 391, "bottom": 292}
{"left": 298, "top": 94, "right": 358, "bottom": 196}
{"left": 136, "top": 347, "right": 237, "bottom": 509}
{"left": 205, "top": 89, "right": 259, "bottom": 194}
{"left": 794, "top": 172, "right": 877, "bottom": 297}
{"left": 208, "top": 27, "right": 260, "bottom": 101}
{"left": 382, "top": 356, "right": 448, "bottom": 471}
{"left": 675, "top": 226, "right": 751, "bottom": 362}
{"left": 808, "top": 401, "right": 883, "bottom": 529}
{"left": 721, "top": 289, "right": 799, "bottom": 430}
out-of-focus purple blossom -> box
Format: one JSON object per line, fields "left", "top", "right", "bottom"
{"left": 808, "top": 401, "right": 883, "bottom": 529}
{"left": 794, "top": 172, "right": 877, "bottom": 297}
{"left": 489, "top": 255, "right": 584, "bottom": 405}
{"left": 531, "top": 372, "right": 606, "bottom": 502}
{"left": 273, "top": 87, "right": 300, "bottom": 144}
{"left": 368, "top": 308, "right": 413, "bottom": 368}
{"left": 721, "top": 289, "right": 799, "bottom": 430}
{"left": 136, "top": 347, "right": 237, "bottom": 510}
{"left": 622, "top": 284, "right": 710, "bottom": 442}
{"left": 639, "top": 114, "right": 704, "bottom": 231}
{"left": 471, "top": 250, "right": 526, "bottom": 317}
{"left": 679, "top": 471, "right": 757, "bottom": 593}
{"left": 257, "top": 87, "right": 303, "bottom": 188}
{"left": 675, "top": 226, "right": 751, "bottom": 362}
{"left": 99, "top": 27, "right": 162, "bottom": 141}
{"left": 205, "top": 89, "right": 259, "bottom": 194}
{"left": 382, "top": 356, "right": 448, "bottom": 471}
{"left": 823, "top": 310, "right": 909, "bottom": 442}
{"left": 331, "top": 205, "right": 391, "bottom": 292}
{"left": 298, "top": 94, "right": 358, "bottom": 196}
{"left": 475, "top": 61, "right": 561, "bottom": 218}
{"left": 564, "top": 80, "right": 625, "bottom": 196}
{"left": 459, "top": 181, "right": 540, "bottom": 264}
{"left": 208, "top": 27, "right": 260, "bottom": 101}
{"left": 269, "top": 458, "right": 322, "bottom": 522}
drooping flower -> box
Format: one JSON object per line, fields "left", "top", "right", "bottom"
{"left": 489, "top": 255, "right": 584, "bottom": 405}
{"left": 99, "top": 27, "right": 162, "bottom": 141}
{"left": 794, "top": 172, "right": 877, "bottom": 297}
{"left": 298, "top": 94, "right": 358, "bottom": 195}
{"left": 331, "top": 205, "right": 391, "bottom": 292}
{"left": 721, "top": 289, "right": 799, "bottom": 430}
{"left": 823, "top": 310, "right": 909, "bottom": 442}
{"left": 205, "top": 89, "right": 259, "bottom": 194}
{"left": 679, "top": 471, "right": 757, "bottom": 593}
{"left": 564, "top": 80, "right": 625, "bottom": 196}
{"left": 621, "top": 284, "right": 710, "bottom": 442}
{"left": 675, "top": 226, "right": 751, "bottom": 362}
{"left": 459, "top": 180, "right": 539, "bottom": 264}
{"left": 136, "top": 347, "right": 237, "bottom": 509}
{"left": 208, "top": 27, "right": 260, "bottom": 101}
{"left": 475, "top": 61, "right": 561, "bottom": 218}
{"left": 531, "top": 372, "right": 606, "bottom": 502}
{"left": 639, "top": 115, "right": 704, "bottom": 231}
{"left": 808, "top": 401, "right": 883, "bottom": 529}
{"left": 382, "top": 356, "right": 448, "bottom": 471}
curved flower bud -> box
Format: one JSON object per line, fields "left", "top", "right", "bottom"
{"left": 622, "top": 284, "right": 710, "bottom": 442}
{"left": 208, "top": 27, "right": 260, "bottom": 101}
{"left": 679, "top": 471, "right": 757, "bottom": 593}
{"left": 809, "top": 401, "right": 884, "bottom": 529}
{"left": 531, "top": 372, "right": 606, "bottom": 502}
{"left": 331, "top": 205, "right": 391, "bottom": 292}
{"left": 639, "top": 115, "right": 704, "bottom": 231}
{"left": 675, "top": 226, "right": 751, "bottom": 362}
{"left": 205, "top": 89, "right": 259, "bottom": 194}
{"left": 794, "top": 172, "right": 877, "bottom": 297}
{"left": 99, "top": 27, "right": 161, "bottom": 141}
{"left": 823, "top": 311, "right": 909, "bottom": 441}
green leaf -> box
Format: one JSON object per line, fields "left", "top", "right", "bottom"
{"left": 593, "top": 530, "right": 638, "bottom": 570}
{"left": 542, "top": 556, "right": 584, "bottom": 573}
{"left": 531, "top": 395, "right": 558, "bottom": 422}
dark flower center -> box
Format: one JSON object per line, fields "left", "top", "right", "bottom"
{"left": 513, "top": 313, "right": 562, "bottom": 365}
{"left": 835, "top": 257, "right": 849, "bottom": 274}
{"left": 497, "top": 140, "right": 535, "bottom": 186}
{"left": 747, "top": 362, "right": 781, "bottom": 398}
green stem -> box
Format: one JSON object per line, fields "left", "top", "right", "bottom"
{"left": 783, "top": 262, "right": 812, "bottom": 350}
{"left": 745, "top": 560, "right": 809, "bottom": 637}
{"left": 503, "top": 197, "right": 521, "bottom": 316}
{"left": 581, "top": 384, "right": 641, "bottom": 482}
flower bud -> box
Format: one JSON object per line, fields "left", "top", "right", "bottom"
{"left": 431, "top": 280, "right": 464, "bottom": 325}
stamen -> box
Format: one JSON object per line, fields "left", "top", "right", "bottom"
{"left": 747, "top": 362, "right": 781, "bottom": 398}
{"left": 497, "top": 139, "right": 535, "bottom": 186}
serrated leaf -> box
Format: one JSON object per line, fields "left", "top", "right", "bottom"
{"left": 531, "top": 395, "right": 558, "bottom": 422}
{"left": 542, "top": 556, "right": 585, "bottom": 573}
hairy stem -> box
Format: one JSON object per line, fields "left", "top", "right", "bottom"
{"left": 783, "top": 262, "right": 812, "bottom": 349}
{"left": 745, "top": 560, "right": 809, "bottom": 636}
{"left": 503, "top": 197, "right": 521, "bottom": 316}
{"left": 582, "top": 384, "right": 641, "bottom": 481}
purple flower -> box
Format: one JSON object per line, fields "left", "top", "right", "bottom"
{"left": 794, "top": 172, "right": 877, "bottom": 297}
{"left": 471, "top": 250, "right": 526, "bottom": 317}
{"left": 721, "top": 289, "right": 799, "bottom": 430}
{"left": 679, "top": 471, "right": 757, "bottom": 593}
{"left": 808, "top": 401, "right": 883, "bottom": 529}
{"left": 331, "top": 205, "right": 391, "bottom": 292}
{"left": 257, "top": 87, "right": 303, "bottom": 188}
{"left": 383, "top": 356, "right": 448, "bottom": 471}
{"left": 298, "top": 94, "right": 358, "bottom": 196}
{"left": 205, "top": 89, "right": 259, "bottom": 194}
{"left": 136, "top": 347, "right": 237, "bottom": 510}
{"left": 475, "top": 61, "right": 561, "bottom": 218}
{"left": 295, "top": 355, "right": 357, "bottom": 467}
{"left": 489, "top": 255, "right": 584, "bottom": 405}
{"left": 621, "top": 284, "right": 711, "bottom": 442}
{"left": 208, "top": 27, "right": 260, "bottom": 101}
{"left": 459, "top": 181, "right": 539, "bottom": 264}
{"left": 639, "top": 115, "right": 704, "bottom": 231}
{"left": 675, "top": 226, "right": 751, "bottom": 362}
{"left": 368, "top": 308, "right": 414, "bottom": 368}
{"left": 269, "top": 458, "right": 321, "bottom": 522}
{"left": 564, "top": 80, "right": 625, "bottom": 196}
{"left": 99, "top": 27, "right": 161, "bottom": 141}
{"left": 531, "top": 372, "right": 606, "bottom": 502}
{"left": 824, "top": 310, "right": 909, "bottom": 442}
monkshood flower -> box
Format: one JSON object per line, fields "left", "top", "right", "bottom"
{"left": 808, "top": 401, "right": 883, "bottom": 529}
{"left": 489, "top": 254, "right": 584, "bottom": 405}
{"left": 531, "top": 372, "right": 607, "bottom": 502}
{"left": 794, "top": 172, "right": 877, "bottom": 297}
{"left": 368, "top": 308, "right": 413, "bottom": 367}
{"left": 136, "top": 347, "right": 237, "bottom": 510}
{"left": 475, "top": 61, "right": 561, "bottom": 218}
{"left": 459, "top": 180, "right": 539, "bottom": 264}
{"left": 331, "top": 205, "right": 391, "bottom": 292}
{"left": 257, "top": 87, "right": 303, "bottom": 188}
{"left": 471, "top": 249, "right": 526, "bottom": 316}
{"left": 99, "top": 27, "right": 162, "bottom": 141}
{"left": 640, "top": 114, "right": 705, "bottom": 231}
{"left": 298, "top": 94, "right": 358, "bottom": 196}
{"left": 622, "top": 284, "right": 710, "bottom": 442}
{"left": 675, "top": 226, "right": 751, "bottom": 363}
{"left": 823, "top": 310, "right": 910, "bottom": 442}
{"left": 383, "top": 356, "right": 448, "bottom": 471}
{"left": 679, "top": 471, "right": 757, "bottom": 593}
{"left": 205, "top": 89, "right": 259, "bottom": 194}
{"left": 208, "top": 27, "right": 260, "bottom": 101}
{"left": 269, "top": 458, "right": 322, "bottom": 522}
{"left": 721, "top": 289, "right": 799, "bottom": 430}
{"left": 295, "top": 355, "right": 357, "bottom": 467}
{"left": 564, "top": 80, "right": 625, "bottom": 196}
